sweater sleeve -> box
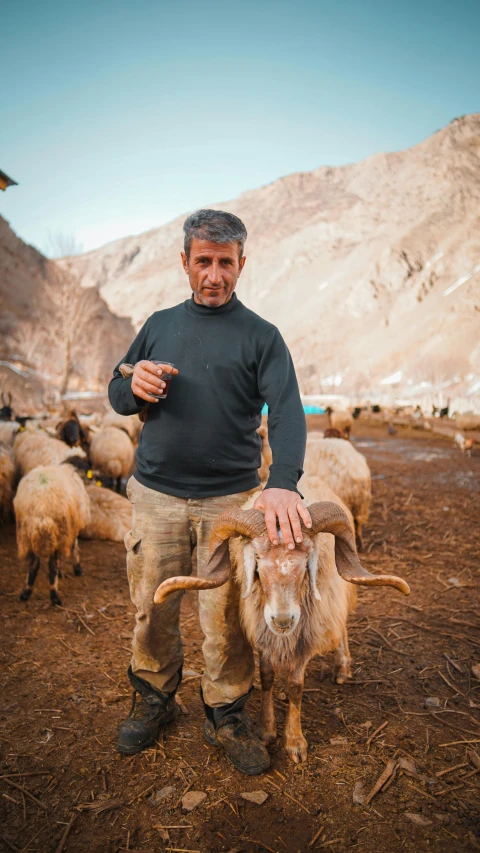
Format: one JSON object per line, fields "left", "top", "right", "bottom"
{"left": 107, "top": 319, "right": 151, "bottom": 416}
{"left": 257, "top": 327, "right": 306, "bottom": 494}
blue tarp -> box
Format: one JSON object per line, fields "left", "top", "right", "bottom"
{"left": 261, "top": 404, "right": 325, "bottom": 415}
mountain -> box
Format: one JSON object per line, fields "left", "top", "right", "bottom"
{"left": 64, "top": 115, "right": 480, "bottom": 399}
{"left": 0, "top": 216, "right": 135, "bottom": 408}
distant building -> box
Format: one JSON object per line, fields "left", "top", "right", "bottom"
{"left": 0, "top": 170, "right": 18, "bottom": 191}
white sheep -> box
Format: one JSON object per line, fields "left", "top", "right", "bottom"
{"left": 80, "top": 483, "right": 132, "bottom": 542}
{"left": 14, "top": 463, "right": 91, "bottom": 605}
{"left": 0, "top": 442, "right": 16, "bottom": 522}
{"left": 13, "top": 430, "right": 86, "bottom": 478}
{"left": 89, "top": 426, "right": 135, "bottom": 493}
{"left": 304, "top": 435, "right": 371, "bottom": 550}
{"left": 154, "top": 476, "right": 409, "bottom": 763}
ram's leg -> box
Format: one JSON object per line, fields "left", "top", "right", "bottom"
{"left": 255, "top": 653, "right": 277, "bottom": 746}
{"left": 19, "top": 553, "right": 40, "bottom": 601}
{"left": 116, "top": 476, "right": 122, "bottom": 494}
{"left": 49, "top": 551, "right": 62, "bottom": 606}
{"left": 285, "top": 663, "right": 307, "bottom": 763}
{"left": 335, "top": 628, "right": 352, "bottom": 684}
{"left": 72, "top": 537, "right": 82, "bottom": 576}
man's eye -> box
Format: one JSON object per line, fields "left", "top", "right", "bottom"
{"left": 221, "top": 259, "right": 232, "bottom": 265}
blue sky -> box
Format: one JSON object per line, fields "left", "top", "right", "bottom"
{"left": 1, "top": 0, "right": 479, "bottom": 254}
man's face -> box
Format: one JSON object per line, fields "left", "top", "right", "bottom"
{"left": 181, "top": 238, "right": 246, "bottom": 308}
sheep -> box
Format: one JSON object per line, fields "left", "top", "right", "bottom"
{"left": 325, "top": 406, "right": 354, "bottom": 438}
{"left": 154, "top": 476, "right": 409, "bottom": 763}
{"left": 14, "top": 463, "right": 90, "bottom": 605}
{"left": 0, "top": 442, "right": 16, "bottom": 522}
{"left": 80, "top": 483, "right": 132, "bottom": 542}
{"left": 102, "top": 410, "right": 143, "bottom": 443}
{"left": 89, "top": 426, "right": 135, "bottom": 493}
{"left": 303, "top": 435, "right": 371, "bottom": 551}
{"left": 0, "top": 420, "right": 21, "bottom": 446}
{"left": 13, "top": 431, "right": 86, "bottom": 478}
{"left": 257, "top": 423, "right": 272, "bottom": 483}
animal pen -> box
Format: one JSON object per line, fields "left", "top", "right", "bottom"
{"left": 0, "top": 415, "right": 479, "bottom": 853}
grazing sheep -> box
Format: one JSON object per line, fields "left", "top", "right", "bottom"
{"left": 325, "top": 407, "right": 354, "bottom": 438}
{"left": 0, "top": 442, "right": 16, "bottom": 522}
{"left": 0, "top": 420, "right": 21, "bottom": 446}
{"left": 303, "top": 435, "right": 371, "bottom": 551}
{"left": 89, "top": 426, "right": 135, "bottom": 493}
{"left": 257, "top": 423, "right": 272, "bottom": 483}
{"left": 14, "top": 464, "right": 90, "bottom": 605}
{"left": 13, "top": 431, "right": 86, "bottom": 477}
{"left": 154, "top": 476, "right": 409, "bottom": 763}
{"left": 80, "top": 483, "right": 132, "bottom": 542}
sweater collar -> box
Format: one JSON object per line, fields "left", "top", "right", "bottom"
{"left": 184, "top": 292, "right": 240, "bottom": 317}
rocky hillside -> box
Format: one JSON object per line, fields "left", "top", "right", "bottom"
{"left": 65, "top": 115, "right": 480, "bottom": 399}
{"left": 0, "top": 217, "right": 135, "bottom": 408}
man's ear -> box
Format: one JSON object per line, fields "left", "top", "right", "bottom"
{"left": 238, "top": 255, "right": 246, "bottom": 275}
{"left": 181, "top": 251, "right": 189, "bottom": 274}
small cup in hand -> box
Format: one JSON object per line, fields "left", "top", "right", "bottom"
{"left": 151, "top": 361, "right": 175, "bottom": 399}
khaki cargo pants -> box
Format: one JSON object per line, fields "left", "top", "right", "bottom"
{"left": 125, "top": 476, "right": 257, "bottom": 707}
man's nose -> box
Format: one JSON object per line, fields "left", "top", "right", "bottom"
{"left": 208, "top": 261, "right": 222, "bottom": 285}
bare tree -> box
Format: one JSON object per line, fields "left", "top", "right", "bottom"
{"left": 43, "top": 234, "right": 99, "bottom": 396}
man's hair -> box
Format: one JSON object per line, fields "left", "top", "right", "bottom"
{"left": 183, "top": 209, "right": 247, "bottom": 258}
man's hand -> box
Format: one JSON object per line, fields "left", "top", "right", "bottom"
{"left": 131, "top": 361, "right": 179, "bottom": 403}
{"left": 254, "top": 488, "right": 312, "bottom": 550}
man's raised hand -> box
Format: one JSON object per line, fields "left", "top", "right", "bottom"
{"left": 131, "top": 361, "right": 178, "bottom": 403}
{"left": 254, "top": 488, "right": 312, "bottom": 550}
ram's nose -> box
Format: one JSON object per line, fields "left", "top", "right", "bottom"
{"left": 271, "top": 614, "right": 295, "bottom": 632}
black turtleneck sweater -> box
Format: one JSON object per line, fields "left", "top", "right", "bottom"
{"left": 108, "top": 294, "right": 306, "bottom": 498}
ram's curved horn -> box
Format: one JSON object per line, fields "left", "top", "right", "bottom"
{"left": 307, "top": 501, "right": 410, "bottom": 595}
{"left": 154, "top": 507, "right": 267, "bottom": 605}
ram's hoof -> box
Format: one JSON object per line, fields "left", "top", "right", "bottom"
{"left": 285, "top": 734, "right": 308, "bottom": 763}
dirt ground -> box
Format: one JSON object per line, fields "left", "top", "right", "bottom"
{"left": 1, "top": 420, "right": 479, "bottom": 853}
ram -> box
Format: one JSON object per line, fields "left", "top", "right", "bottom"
{"left": 304, "top": 435, "right": 371, "bottom": 550}
{"left": 154, "top": 476, "right": 409, "bottom": 763}
{"left": 14, "top": 463, "right": 90, "bottom": 605}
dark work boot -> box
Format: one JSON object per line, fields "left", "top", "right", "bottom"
{"left": 202, "top": 688, "right": 270, "bottom": 775}
{"left": 116, "top": 666, "right": 179, "bottom": 756}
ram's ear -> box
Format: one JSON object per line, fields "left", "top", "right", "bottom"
{"left": 307, "top": 540, "right": 322, "bottom": 601}
{"left": 242, "top": 542, "right": 257, "bottom": 598}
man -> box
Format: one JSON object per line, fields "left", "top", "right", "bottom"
{"left": 109, "top": 209, "right": 309, "bottom": 775}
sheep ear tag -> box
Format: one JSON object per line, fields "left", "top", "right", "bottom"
{"left": 86, "top": 469, "right": 93, "bottom": 479}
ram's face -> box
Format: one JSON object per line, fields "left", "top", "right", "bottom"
{"left": 245, "top": 536, "right": 318, "bottom": 636}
